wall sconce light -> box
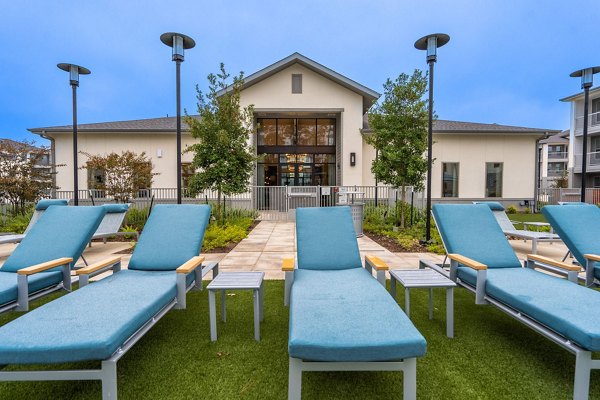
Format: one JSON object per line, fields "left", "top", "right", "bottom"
{"left": 156, "top": 149, "right": 163, "bottom": 158}
{"left": 350, "top": 152, "right": 356, "bottom": 166}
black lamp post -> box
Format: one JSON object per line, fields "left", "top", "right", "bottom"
{"left": 57, "top": 63, "right": 91, "bottom": 206}
{"left": 160, "top": 32, "right": 195, "bottom": 204}
{"left": 414, "top": 33, "right": 450, "bottom": 242}
{"left": 570, "top": 66, "right": 600, "bottom": 202}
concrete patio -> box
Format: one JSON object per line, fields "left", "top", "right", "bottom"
{"left": 0, "top": 221, "right": 574, "bottom": 280}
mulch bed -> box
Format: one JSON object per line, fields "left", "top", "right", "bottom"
{"left": 364, "top": 231, "right": 428, "bottom": 253}
{"left": 113, "top": 220, "right": 261, "bottom": 255}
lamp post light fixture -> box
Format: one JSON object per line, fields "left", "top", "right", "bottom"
{"left": 570, "top": 66, "right": 600, "bottom": 202}
{"left": 57, "top": 63, "right": 91, "bottom": 206}
{"left": 414, "top": 33, "right": 450, "bottom": 242}
{"left": 160, "top": 32, "right": 195, "bottom": 204}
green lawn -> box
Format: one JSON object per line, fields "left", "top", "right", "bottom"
{"left": 0, "top": 280, "right": 598, "bottom": 399}
{"left": 507, "top": 213, "right": 548, "bottom": 223}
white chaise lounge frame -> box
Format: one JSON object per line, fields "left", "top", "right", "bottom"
{"left": 0, "top": 257, "right": 219, "bottom": 399}
{"left": 420, "top": 211, "right": 599, "bottom": 400}
{"left": 0, "top": 257, "right": 73, "bottom": 314}
{"left": 283, "top": 255, "right": 418, "bottom": 400}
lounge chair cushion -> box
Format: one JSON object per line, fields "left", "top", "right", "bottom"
{"left": 433, "top": 204, "right": 521, "bottom": 269}
{"left": 296, "top": 207, "right": 362, "bottom": 270}
{"left": 1, "top": 206, "right": 106, "bottom": 272}
{"left": 543, "top": 205, "right": 600, "bottom": 277}
{"left": 0, "top": 270, "right": 62, "bottom": 307}
{"left": 457, "top": 267, "right": 600, "bottom": 351}
{"left": 35, "top": 199, "right": 68, "bottom": 210}
{"left": 474, "top": 201, "right": 505, "bottom": 211}
{"left": 128, "top": 204, "right": 210, "bottom": 271}
{"left": 0, "top": 269, "right": 181, "bottom": 364}
{"left": 289, "top": 267, "right": 427, "bottom": 361}
{"left": 102, "top": 203, "right": 130, "bottom": 213}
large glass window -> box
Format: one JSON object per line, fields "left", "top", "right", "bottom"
{"left": 277, "top": 119, "right": 295, "bottom": 145}
{"left": 256, "top": 117, "right": 336, "bottom": 186}
{"left": 485, "top": 163, "right": 503, "bottom": 198}
{"left": 442, "top": 163, "right": 459, "bottom": 197}
{"left": 297, "top": 119, "right": 316, "bottom": 145}
{"left": 548, "top": 162, "right": 566, "bottom": 176}
{"left": 317, "top": 118, "right": 335, "bottom": 146}
{"left": 257, "top": 119, "right": 276, "bottom": 145}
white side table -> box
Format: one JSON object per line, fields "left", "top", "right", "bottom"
{"left": 390, "top": 268, "right": 456, "bottom": 338}
{"left": 207, "top": 271, "right": 265, "bottom": 341}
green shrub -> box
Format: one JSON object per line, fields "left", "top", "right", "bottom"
{"left": 0, "top": 209, "right": 34, "bottom": 234}
{"left": 120, "top": 225, "right": 139, "bottom": 240}
{"left": 202, "top": 217, "right": 254, "bottom": 251}
{"left": 125, "top": 207, "right": 150, "bottom": 231}
{"left": 506, "top": 206, "right": 518, "bottom": 214}
{"left": 523, "top": 207, "right": 531, "bottom": 214}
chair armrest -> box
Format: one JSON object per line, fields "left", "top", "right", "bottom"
{"left": 584, "top": 254, "right": 600, "bottom": 262}
{"left": 527, "top": 254, "right": 581, "bottom": 272}
{"left": 365, "top": 255, "right": 389, "bottom": 271}
{"left": 16, "top": 257, "right": 73, "bottom": 312}
{"left": 18, "top": 257, "right": 73, "bottom": 275}
{"left": 448, "top": 254, "right": 487, "bottom": 270}
{"left": 282, "top": 257, "right": 295, "bottom": 272}
{"left": 76, "top": 256, "right": 122, "bottom": 276}
{"left": 176, "top": 256, "right": 205, "bottom": 274}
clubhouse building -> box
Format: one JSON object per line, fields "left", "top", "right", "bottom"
{"left": 30, "top": 53, "right": 558, "bottom": 205}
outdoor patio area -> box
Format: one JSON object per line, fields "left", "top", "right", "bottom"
{"left": 0, "top": 221, "right": 572, "bottom": 280}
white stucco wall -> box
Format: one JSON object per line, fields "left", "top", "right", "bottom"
{"left": 238, "top": 64, "right": 365, "bottom": 185}
{"left": 50, "top": 131, "right": 196, "bottom": 191}
{"left": 430, "top": 134, "right": 539, "bottom": 199}
{"left": 361, "top": 133, "right": 539, "bottom": 199}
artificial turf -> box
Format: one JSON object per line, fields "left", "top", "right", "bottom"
{"left": 0, "top": 280, "right": 598, "bottom": 399}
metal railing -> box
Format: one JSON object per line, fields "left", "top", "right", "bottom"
{"left": 50, "top": 186, "right": 426, "bottom": 221}
{"left": 547, "top": 151, "right": 568, "bottom": 159}
{"left": 537, "top": 187, "right": 600, "bottom": 208}
{"left": 574, "top": 152, "right": 600, "bottom": 172}
{"left": 575, "top": 111, "right": 600, "bottom": 132}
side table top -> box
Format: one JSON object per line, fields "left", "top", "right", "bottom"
{"left": 207, "top": 271, "right": 265, "bottom": 290}
{"left": 390, "top": 269, "right": 456, "bottom": 288}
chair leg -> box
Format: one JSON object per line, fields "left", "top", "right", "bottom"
{"left": 403, "top": 358, "right": 417, "bottom": 400}
{"left": 574, "top": 351, "right": 591, "bottom": 400}
{"left": 288, "top": 357, "right": 302, "bottom": 400}
{"left": 101, "top": 360, "right": 118, "bottom": 400}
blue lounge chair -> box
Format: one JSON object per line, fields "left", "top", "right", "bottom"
{"left": 0, "top": 204, "right": 218, "bottom": 399}
{"left": 426, "top": 204, "right": 600, "bottom": 400}
{"left": 0, "top": 205, "right": 105, "bottom": 313}
{"left": 543, "top": 204, "right": 600, "bottom": 286}
{"left": 91, "top": 203, "right": 139, "bottom": 243}
{"left": 0, "top": 199, "right": 68, "bottom": 245}
{"left": 283, "top": 207, "right": 426, "bottom": 400}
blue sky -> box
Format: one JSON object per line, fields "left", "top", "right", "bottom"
{"left": 1, "top": 0, "right": 598, "bottom": 144}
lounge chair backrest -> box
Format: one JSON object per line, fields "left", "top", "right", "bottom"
{"left": 296, "top": 206, "right": 362, "bottom": 270}
{"left": 433, "top": 204, "right": 521, "bottom": 269}
{"left": 94, "top": 203, "right": 130, "bottom": 235}
{"left": 128, "top": 204, "right": 211, "bottom": 271}
{"left": 542, "top": 204, "right": 600, "bottom": 266}
{"left": 473, "top": 201, "right": 516, "bottom": 231}
{"left": 1, "top": 206, "right": 106, "bottom": 272}
{"left": 23, "top": 199, "right": 69, "bottom": 234}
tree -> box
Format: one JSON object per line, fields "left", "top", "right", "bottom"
{"left": 0, "top": 139, "right": 57, "bottom": 215}
{"left": 364, "top": 70, "right": 429, "bottom": 228}
{"left": 551, "top": 170, "right": 569, "bottom": 189}
{"left": 186, "top": 63, "right": 255, "bottom": 222}
{"left": 81, "top": 151, "right": 156, "bottom": 202}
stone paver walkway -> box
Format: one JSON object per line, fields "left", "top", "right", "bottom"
{"left": 0, "top": 222, "right": 574, "bottom": 281}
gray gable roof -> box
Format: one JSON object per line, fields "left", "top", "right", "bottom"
{"left": 362, "top": 115, "right": 557, "bottom": 135}
{"left": 216, "top": 52, "right": 380, "bottom": 113}
{"left": 29, "top": 116, "right": 201, "bottom": 133}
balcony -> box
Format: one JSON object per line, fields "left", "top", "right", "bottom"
{"left": 547, "top": 151, "right": 568, "bottom": 159}
{"left": 574, "top": 151, "right": 600, "bottom": 173}
{"left": 575, "top": 111, "right": 600, "bottom": 134}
